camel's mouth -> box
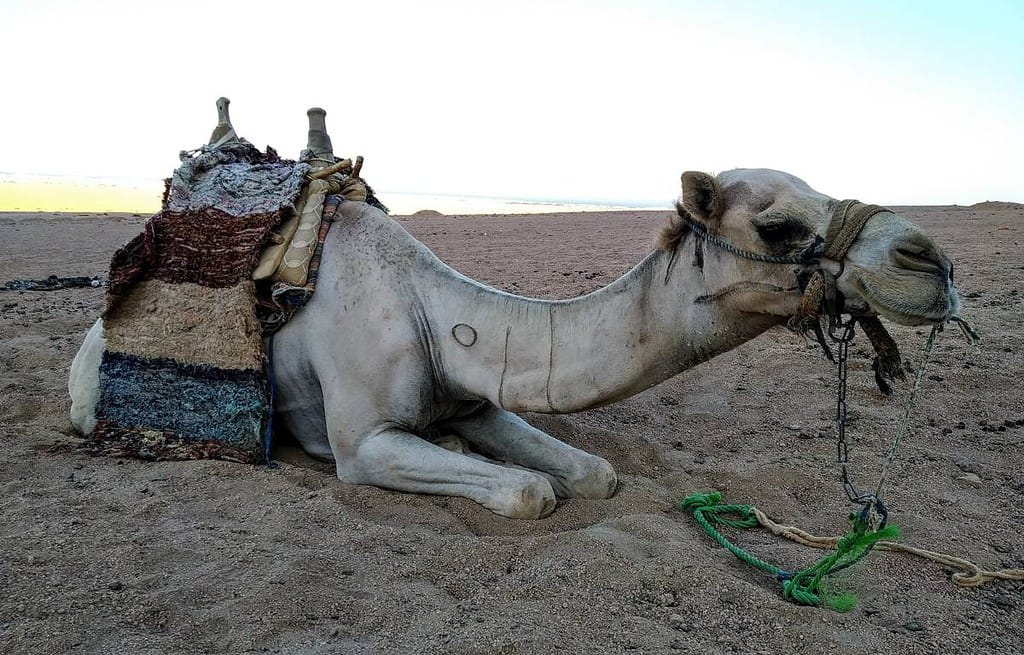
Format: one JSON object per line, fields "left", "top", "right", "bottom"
{"left": 849, "top": 268, "right": 960, "bottom": 326}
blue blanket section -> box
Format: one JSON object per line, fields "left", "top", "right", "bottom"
{"left": 98, "top": 351, "right": 267, "bottom": 450}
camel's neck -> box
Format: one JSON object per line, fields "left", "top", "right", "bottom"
{"left": 541, "top": 250, "right": 777, "bottom": 411}
{"left": 426, "top": 241, "right": 780, "bottom": 413}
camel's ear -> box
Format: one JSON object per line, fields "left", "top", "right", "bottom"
{"left": 680, "top": 171, "right": 723, "bottom": 225}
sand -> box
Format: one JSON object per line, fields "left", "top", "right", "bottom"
{"left": 0, "top": 204, "right": 1021, "bottom": 654}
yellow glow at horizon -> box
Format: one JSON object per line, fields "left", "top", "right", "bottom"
{"left": 0, "top": 181, "right": 162, "bottom": 213}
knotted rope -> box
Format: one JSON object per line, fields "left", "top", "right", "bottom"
{"left": 788, "top": 200, "right": 888, "bottom": 335}
{"left": 681, "top": 491, "right": 1024, "bottom": 610}
{"left": 750, "top": 505, "right": 1024, "bottom": 588}
{"left": 858, "top": 316, "right": 906, "bottom": 395}
{"left": 681, "top": 492, "right": 897, "bottom": 611}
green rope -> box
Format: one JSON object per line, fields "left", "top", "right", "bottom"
{"left": 680, "top": 491, "right": 900, "bottom": 611}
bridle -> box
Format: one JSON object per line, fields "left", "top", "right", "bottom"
{"left": 680, "top": 213, "right": 825, "bottom": 266}
{"left": 680, "top": 200, "right": 893, "bottom": 346}
{"left": 681, "top": 199, "right": 889, "bottom": 323}
{"left": 680, "top": 199, "right": 903, "bottom": 389}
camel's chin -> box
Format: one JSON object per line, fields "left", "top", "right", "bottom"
{"left": 853, "top": 273, "right": 959, "bottom": 327}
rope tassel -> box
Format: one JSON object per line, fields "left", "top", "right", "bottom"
{"left": 858, "top": 316, "right": 906, "bottom": 396}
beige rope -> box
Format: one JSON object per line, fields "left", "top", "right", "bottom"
{"left": 752, "top": 507, "right": 1024, "bottom": 588}
{"left": 788, "top": 201, "right": 890, "bottom": 334}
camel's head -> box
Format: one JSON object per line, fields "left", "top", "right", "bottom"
{"left": 660, "top": 168, "right": 960, "bottom": 326}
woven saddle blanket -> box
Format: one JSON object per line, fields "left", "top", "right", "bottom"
{"left": 89, "top": 142, "right": 316, "bottom": 463}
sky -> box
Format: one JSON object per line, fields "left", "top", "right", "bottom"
{"left": 0, "top": 0, "right": 1021, "bottom": 211}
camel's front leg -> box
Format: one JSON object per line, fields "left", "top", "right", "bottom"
{"left": 340, "top": 427, "right": 556, "bottom": 519}
{"left": 441, "top": 404, "right": 617, "bottom": 500}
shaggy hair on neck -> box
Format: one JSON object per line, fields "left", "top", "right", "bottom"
{"left": 657, "top": 202, "right": 693, "bottom": 251}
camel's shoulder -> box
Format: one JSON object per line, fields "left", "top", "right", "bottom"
{"left": 333, "top": 201, "right": 419, "bottom": 245}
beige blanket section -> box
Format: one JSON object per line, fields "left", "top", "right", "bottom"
{"left": 253, "top": 178, "right": 329, "bottom": 284}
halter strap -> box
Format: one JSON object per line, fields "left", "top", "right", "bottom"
{"left": 823, "top": 200, "right": 888, "bottom": 262}
{"left": 789, "top": 201, "right": 890, "bottom": 333}
{"left": 682, "top": 199, "right": 893, "bottom": 353}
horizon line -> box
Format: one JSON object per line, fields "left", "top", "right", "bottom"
{"left": 0, "top": 172, "right": 1019, "bottom": 211}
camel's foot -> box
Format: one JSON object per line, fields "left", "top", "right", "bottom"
{"left": 563, "top": 454, "right": 618, "bottom": 500}
{"left": 336, "top": 426, "right": 557, "bottom": 519}
{"left": 482, "top": 470, "right": 556, "bottom": 519}
{"left": 441, "top": 404, "right": 619, "bottom": 500}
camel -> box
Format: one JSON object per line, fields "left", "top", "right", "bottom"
{"left": 69, "top": 168, "right": 960, "bottom": 519}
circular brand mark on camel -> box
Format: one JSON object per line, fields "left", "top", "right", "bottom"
{"left": 452, "top": 323, "right": 477, "bottom": 347}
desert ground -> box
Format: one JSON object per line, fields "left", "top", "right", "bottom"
{"left": 0, "top": 203, "right": 1021, "bottom": 654}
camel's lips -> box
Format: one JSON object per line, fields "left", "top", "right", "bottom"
{"left": 853, "top": 274, "right": 959, "bottom": 327}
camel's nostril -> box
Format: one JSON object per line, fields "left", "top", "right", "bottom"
{"left": 892, "top": 242, "right": 947, "bottom": 276}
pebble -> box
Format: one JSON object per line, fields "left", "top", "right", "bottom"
{"left": 955, "top": 472, "right": 983, "bottom": 488}
{"left": 669, "top": 614, "right": 688, "bottom": 630}
{"left": 656, "top": 592, "right": 678, "bottom": 607}
{"left": 108, "top": 580, "right": 123, "bottom": 591}
{"left": 903, "top": 620, "right": 924, "bottom": 632}
{"left": 992, "top": 594, "right": 1017, "bottom": 609}
{"left": 956, "top": 421, "right": 967, "bottom": 429}
{"left": 927, "top": 374, "right": 944, "bottom": 382}
{"left": 952, "top": 456, "right": 978, "bottom": 473}
{"left": 719, "top": 588, "right": 746, "bottom": 605}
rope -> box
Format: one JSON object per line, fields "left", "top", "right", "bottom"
{"left": 751, "top": 507, "right": 1024, "bottom": 587}
{"left": 680, "top": 216, "right": 818, "bottom": 265}
{"left": 681, "top": 491, "right": 1024, "bottom": 612}
{"left": 680, "top": 492, "right": 897, "bottom": 611}
{"left": 870, "top": 324, "right": 940, "bottom": 501}
{"left": 788, "top": 201, "right": 891, "bottom": 334}
{"left": 823, "top": 200, "right": 885, "bottom": 261}
{"left": 857, "top": 316, "right": 905, "bottom": 395}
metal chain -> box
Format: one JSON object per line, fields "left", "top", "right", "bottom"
{"left": 829, "top": 317, "right": 889, "bottom": 529}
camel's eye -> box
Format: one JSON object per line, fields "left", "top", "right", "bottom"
{"left": 754, "top": 217, "right": 810, "bottom": 244}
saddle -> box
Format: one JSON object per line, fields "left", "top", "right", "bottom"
{"left": 89, "top": 98, "right": 384, "bottom": 463}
